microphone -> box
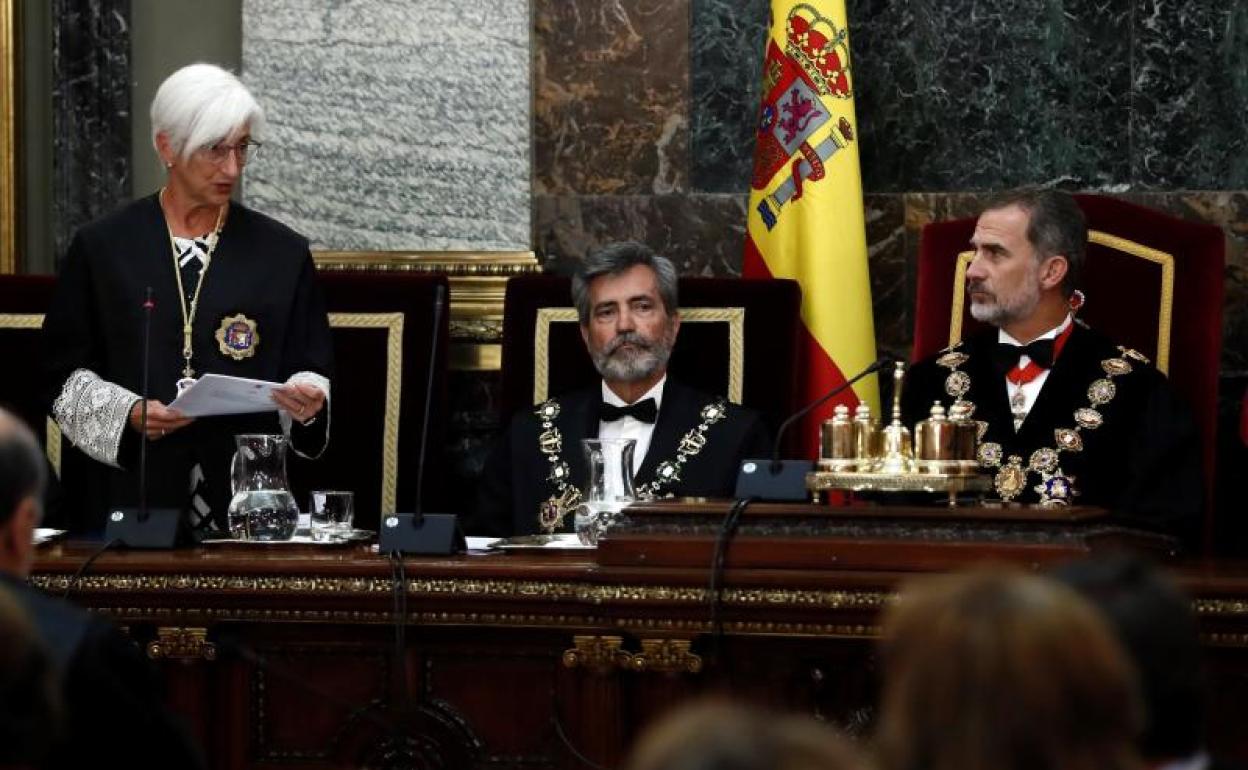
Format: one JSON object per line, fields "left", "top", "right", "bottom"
{"left": 379, "top": 282, "right": 465, "bottom": 555}
{"left": 734, "top": 355, "right": 896, "bottom": 501}
{"left": 105, "top": 286, "right": 182, "bottom": 548}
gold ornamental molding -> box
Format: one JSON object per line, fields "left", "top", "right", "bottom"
{"left": 327, "top": 311, "right": 403, "bottom": 514}
{"left": 0, "top": 0, "right": 17, "bottom": 274}
{"left": 314, "top": 250, "right": 540, "bottom": 372}
{"left": 634, "top": 638, "right": 703, "bottom": 674}
{"left": 532, "top": 307, "right": 746, "bottom": 405}
{"left": 146, "top": 626, "right": 217, "bottom": 661}
{"left": 949, "top": 230, "right": 1174, "bottom": 373}
{"left": 561, "top": 636, "right": 704, "bottom": 674}
{"left": 30, "top": 571, "right": 891, "bottom": 610}
{"left": 0, "top": 312, "right": 62, "bottom": 474}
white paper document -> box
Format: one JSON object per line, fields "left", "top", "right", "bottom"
{"left": 169, "top": 373, "right": 283, "bottom": 417}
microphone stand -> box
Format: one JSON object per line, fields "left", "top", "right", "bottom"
{"left": 379, "top": 282, "right": 464, "bottom": 554}
{"left": 734, "top": 356, "right": 895, "bottom": 501}
{"left": 103, "top": 286, "right": 182, "bottom": 548}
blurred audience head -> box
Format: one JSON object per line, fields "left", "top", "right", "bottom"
{"left": 875, "top": 567, "right": 1142, "bottom": 770}
{"left": 1053, "top": 555, "right": 1206, "bottom": 763}
{"left": 626, "top": 700, "right": 864, "bottom": 770}
{"left": 0, "top": 584, "right": 62, "bottom": 767}
{"left": 0, "top": 409, "right": 46, "bottom": 577}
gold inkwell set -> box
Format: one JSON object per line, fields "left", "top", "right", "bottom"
{"left": 806, "top": 362, "right": 992, "bottom": 505}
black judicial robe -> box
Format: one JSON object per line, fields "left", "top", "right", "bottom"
{"left": 901, "top": 324, "right": 1202, "bottom": 541}
{"left": 0, "top": 574, "right": 206, "bottom": 769}
{"left": 42, "top": 194, "right": 333, "bottom": 533}
{"left": 469, "top": 378, "right": 770, "bottom": 537}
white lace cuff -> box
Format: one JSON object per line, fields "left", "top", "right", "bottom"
{"left": 52, "top": 368, "right": 140, "bottom": 468}
{"left": 280, "top": 371, "right": 331, "bottom": 460}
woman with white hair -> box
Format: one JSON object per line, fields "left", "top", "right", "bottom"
{"left": 42, "top": 62, "right": 332, "bottom": 535}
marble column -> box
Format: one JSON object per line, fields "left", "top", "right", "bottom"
{"left": 51, "top": 0, "right": 131, "bottom": 263}
{"left": 241, "top": 0, "right": 531, "bottom": 251}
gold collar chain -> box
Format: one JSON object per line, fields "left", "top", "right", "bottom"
{"left": 532, "top": 397, "right": 730, "bottom": 533}
{"left": 160, "top": 189, "right": 227, "bottom": 381}
{"left": 935, "top": 342, "right": 1149, "bottom": 505}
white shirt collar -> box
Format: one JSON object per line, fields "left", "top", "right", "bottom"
{"left": 601, "top": 375, "right": 666, "bottom": 410}
{"left": 998, "top": 313, "right": 1073, "bottom": 347}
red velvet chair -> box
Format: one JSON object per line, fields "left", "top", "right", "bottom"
{"left": 915, "top": 194, "right": 1225, "bottom": 548}
{"left": 498, "top": 275, "right": 803, "bottom": 438}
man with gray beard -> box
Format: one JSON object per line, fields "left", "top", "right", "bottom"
{"left": 469, "top": 242, "right": 768, "bottom": 537}
{"left": 900, "top": 188, "right": 1200, "bottom": 541}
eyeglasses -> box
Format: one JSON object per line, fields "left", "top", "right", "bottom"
{"left": 198, "top": 140, "right": 262, "bottom": 166}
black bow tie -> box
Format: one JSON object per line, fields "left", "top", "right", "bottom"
{"left": 599, "top": 398, "right": 658, "bottom": 424}
{"left": 993, "top": 338, "right": 1057, "bottom": 375}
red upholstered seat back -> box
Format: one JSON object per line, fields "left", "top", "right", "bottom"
{"left": 915, "top": 194, "right": 1225, "bottom": 546}
{"left": 499, "top": 275, "right": 803, "bottom": 438}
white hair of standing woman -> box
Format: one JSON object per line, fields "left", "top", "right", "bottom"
{"left": 149, "top": 63, "right": 265, "bottom": 161}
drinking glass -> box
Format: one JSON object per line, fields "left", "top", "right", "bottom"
{"left": 309, "top": 490, "right": 354, "bottom": 542}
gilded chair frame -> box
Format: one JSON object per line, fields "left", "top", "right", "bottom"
{"left": 327, "top": 311, "right": 404, "bottom": 515}
{"left": 532, "top": 307, "right": 746, "bottom": 405}
{"left": 0, "top": 312, "right": 61, "bottom": 471}
{"left": 948, "top": 230, "right": 1175, "bottom": 373}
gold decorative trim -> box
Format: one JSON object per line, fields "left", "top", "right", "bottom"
{"left": 147, "top": 626, "right": 216, "bottom": 661}
{"left": 327, "top": 312, "right": 403, "bottom": 514}
{"left": 314, "top": 251, "right": 539, "bottom": 375}
{"left": 634, "top": 638, "right": 703, "bottom": 674}
{"left": 76, "top": 603, "right": 885, "bottom": 638}
{"left": 532, "top": 307, "right": 746, "bottom": 405}
{"left": 949, "top": 230, "right": 1174, "bottom": 373}
{"left": 562, "top": 635, "right": 631, "bottom": 672}
{"left": 0, "top": 0, "right": 16, "bottom": 274}
{"left": 30, "top": 571, "right": 891, "bottom": 610}
{"left": 0, "top": 312, "right": 59, "bottom": 472}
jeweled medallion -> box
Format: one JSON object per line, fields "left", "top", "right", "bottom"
{"left": 700, "top": 402, "right": 726, "bottom": 424}
{"left": 1028, "top": 447, "right": 1059, "bottom": 474}
{"left": 536, "top": 400, "right": 561, "bottom": 421}
{"left": 538, "top": 428, "right": 562, "bottom": 454}
{"left": 1119, "top": 346, "right": 1150, "bottom": 364}
{"left": 994, "top": 456, "right": 1027, "bottom": 502}
{"left": 215, "top": 314, "right": 260, "bottom": 360}
{"left": 1035, "top": 472, "right": 1076, "bottom": 507}
{"left": 977, "top": 441, "right": 1003, "bottom": 467}
{"left": 944, "top": 370, "right": 971, "bottom": 398}
{"left": 1087, "top": 378, "right": 1116, "bottom": 406}
{"left": 937, "top": 351, "right": 969, "bottom": 369}
{"left": 1102, "top": 357, "right": 1132, "bottom": 376}
{"left": 1054, "top": 428, "right": 1084, "bottom": 452}
{"left": 1074, "top": 408, "right": 1103, "bottom": 430}
{"left": 655, "top": 461, "right": 681, "bottom": 482}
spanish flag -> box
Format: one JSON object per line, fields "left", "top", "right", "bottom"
{"left": 743, "top": 0, "right": 878, "bottom": 458}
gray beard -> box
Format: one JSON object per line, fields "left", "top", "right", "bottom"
{"left": 592, "top": 333, "right": 673, "bottom": 383}
{"left": 968, "top": 280, "right": 1040, "bottom": 328}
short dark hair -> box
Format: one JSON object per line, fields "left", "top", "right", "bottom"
{"left": 571, "top": 241, "right": 679, "bottom": 325}
{"left": 984, "top": 187, "right": 1087, "bottom": 297}
{"left": 1052, "top": 556, "right": 1205, "bottom": 760}
{"left": 0, "top": 412, "right": 46, "bottom": 526}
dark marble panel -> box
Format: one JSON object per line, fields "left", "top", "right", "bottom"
{"left": 1132, "top": 2, "right": 1248, "bottom": 189}
{"left": 863, "top": 194, "right": 909, "bottom": 357}
{"left": 689, "top": 0, "right": 768, "bottom": 193}
{"left": 51, "top": 0, "right": 131, "bottom": 263}
{"left": 533, "top": 194, "right": 749, "bottom": 276}
{"left": 533, "top": 0, "right": 691, "bottom": 196}
{"left": 851, "top": 0, "right": 1130, "bottom": 192}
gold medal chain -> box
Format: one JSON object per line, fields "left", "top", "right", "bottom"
{"left": 161, "top": 188, "right": 227, "bottom": 380}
